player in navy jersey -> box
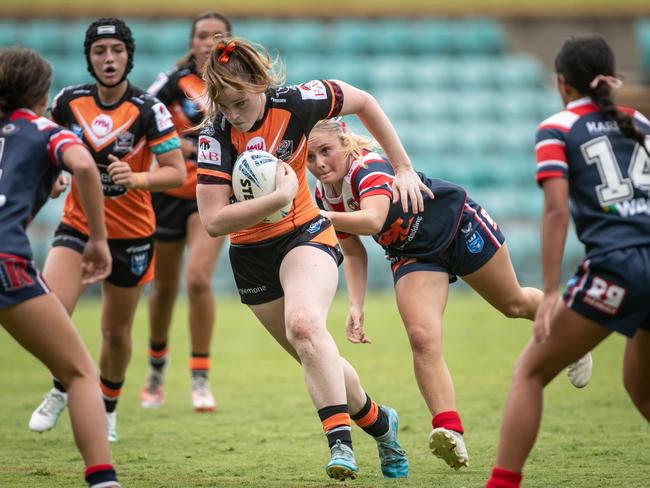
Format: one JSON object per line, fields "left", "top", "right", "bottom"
{"left": 486, "top": 35, "right": 650, "bottom": 488}
{"left": 27, "top": 18, "right": 185, "bottom": 443}
{"left": 141, "top": 12, "right": 232, "bottom": 412}
{"left": 0, "top": 47, "right": 119, "bottom": 488}
{"left": 195, "top": 37, "right": 437, "bottom": 480}
{"left": 307, "top": 118, "right": 551, "bottom": 470}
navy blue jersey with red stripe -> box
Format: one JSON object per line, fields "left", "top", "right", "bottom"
{"left": 315, "top": 150, "right": 467, "bottom": 260}
{"left": 0, "top": 109, "right": 81, "bottom": 259}
{"left": 536, "top": 97, "right": 650, "bottom": 257}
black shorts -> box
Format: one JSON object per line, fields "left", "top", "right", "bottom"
{"left": 0, "top": 253, "right": 50, "bottom": 309}
{"left": 152, "top": 192, "right": 198, "bottom": 242}
{"left": 229, "top": 216, "right": 342, "bottom": 305}
{"left": 52, "top": 224, "right": 155, "bottom": 288}
{"left": 563, "top": 246, "right": 650, "bottom": 338}
{"left": 390, "top": 198, "right": 506, "bottom": 284}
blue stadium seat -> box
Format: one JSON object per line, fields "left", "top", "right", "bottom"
{"left": 412, "top": 56, "right": 454, "bottom": 90}
{"left": 21, "top": 21, "right": 65, "bottom": 55}
{"left": 410, "top": 20, "right": 455, "bottom": 55}
{"left": 150, "top": 21, "right": 190, "bottom": 57}
{"left": 273, "top": 20, "right": 325, "bottom": 55}
{"left": 496, "top": 55, "right": 545, "bottom": 90}
{"left": 409, "top": 89, "right": 453, "bottom": 121}
{"left": 327, "top": 20, "right": 376, "bottom": 55}
{"left": 452, "top": 19, "right": 505, "bottom": 55}
{"left": 0, "top": 20, "right": 22, "bottom": 47}
{"left": 636, "top": 19, "right": 650, "bottom": 80}
{"left": 235, "top": 19, "right": 277, "bottom": 48}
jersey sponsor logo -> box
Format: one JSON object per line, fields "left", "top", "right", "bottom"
{"left": 297, "top": 80, "right": 327, "bottom": 100}
{"left": 466, "top": 231, "right": 484, "bottom": 254}
{"left": 608, "top": 197, "right": 650, "bottom": 216}
{"left": 91, "top": 114, "right": 113, "bottom": 136}
{"left": 113, "top": 131, "right": 134, "bottom": 153}
{"left": 246, "top": 136, "right": 266, "bottom": 152}
{"left": 583, "top": 276, "right": 626, "bottom": 315}
{"left": 197, "top": 135, "right": 221, "bottom": 165}
{"left": 100, "top": 169, "right": 127, "bottom": 197}
{"left": 182, "top": 98, "right": 201, "bottom": 118}
{"left": 377, "top": 216, "right": 415, "bottom": 247}
{"left": 276, "top": 139, "right": 293, "bottom": 161}
{"left": 153, "top": 102, "right": 174, "bottom": 132}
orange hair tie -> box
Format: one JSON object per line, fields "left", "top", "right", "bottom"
{"left": 216, "top": 41, "right": 236, "bottom": 64}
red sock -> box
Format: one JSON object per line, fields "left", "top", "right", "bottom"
{"left": 486, "top": 466, "right": 522, "bottom": 488}
{"left": 432, "top": 410, "right": 464, "bottom": 435}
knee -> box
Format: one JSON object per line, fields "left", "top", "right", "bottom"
{"left": 101, "top": 326, "right": 131, "bottom": 348}
{"left": 285, "top": 310, "right": 321, "bottom": 346}
{"left": 499, "top": 299, "right": 526, "bottom": 319}
{"left": 406, "top": 322, "right": 441, "bottom": 357}
{"left": 185, "top": 272, "right": 212, "bottom": 298}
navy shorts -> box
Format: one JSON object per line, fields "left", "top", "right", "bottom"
{"left": 152, "top": 192, "right": 198, "bottom": 242}
{"left": 0, "top": 253, "right": 50, "bottom": 309}
{"left": 229, "top": 216, "right": 342, "bottom": 305}
{"left": 390, "top": 198, "right": 506, "bottom": 284}
{"left": 52, "top": 224, "right": 155, "bottom": 288}
{"left": 563, "top": 246, "right": 650, "bottom": 338}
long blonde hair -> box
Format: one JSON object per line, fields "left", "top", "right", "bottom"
{"left": 311, "top": 118, "right": 380, "bottom": 164}
{"left": 199, "top": 37, "right": 285, "bottom": 128}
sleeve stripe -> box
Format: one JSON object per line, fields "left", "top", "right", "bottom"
{"left": 197, "top": 168, "right": 232, "bottom": 181}
{"left": 357, "top": 171, "right": 394, "bottom": 189}
{"left": 148, "top": 131, "right": 178, "bottom": 147}
{"left": 536, "top": 145, "right": 567, "bottom": 163}
{"left": 537, "top": 160, "right": 568, "bottom": 169}
{"left": 535, "top": 138, "right": 565, "bottom": 150}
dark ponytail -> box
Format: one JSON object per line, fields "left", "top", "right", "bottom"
{"left": 0, "top": 47, "right": 52, "bottom": 119}
{"left": 555, "top": 35, "right": 649, "bottom": 156}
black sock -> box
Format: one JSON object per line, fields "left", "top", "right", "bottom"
{"left": 318, "top": 404, "right": 353, "bottom": 449}
{"left": 351, "top": 394, "right": 390, "bottom": 438}
{"left": 52, "top": 377, "right": 66, "bottom": 393}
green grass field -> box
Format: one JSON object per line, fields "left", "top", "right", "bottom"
{"left": 0, "top": 293, "right": 648, "bottom": 487}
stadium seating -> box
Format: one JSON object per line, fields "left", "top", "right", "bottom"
{"left": 636, "top": 19, "right": 650, "bottom": 81}
{"left": 1, "top": 17, "right": 569, "bottom": 287}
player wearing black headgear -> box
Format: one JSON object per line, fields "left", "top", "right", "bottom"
{"left": 84, "top": 17, "right": 135, "bottom": 87}
{"left": 27, "top": 17, "right": 186, "bottom": 444}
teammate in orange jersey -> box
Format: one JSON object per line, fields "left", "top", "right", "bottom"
{"left": 0, "top": 47, "right": 120, "bottom": 488}
{"left": 28, "top": 18, "right": 185, "bottom": 443}
{"left": 305, "top": 118, "right": 548, "bottom": 470}
{"left": 195, "top": 37, "right": 434, "bottom": 481}
{"left": 486, "top": 35, "right": 650, "bottom": 488}
{"left": 140, "top": 12, "right": 232, "bottom": 413}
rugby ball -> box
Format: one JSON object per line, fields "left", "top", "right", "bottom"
{"left": 232, "top": 150, "right": 293, "bottom": 223}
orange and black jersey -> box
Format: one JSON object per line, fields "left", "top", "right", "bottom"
{"left": 51, "top": 83, "right": 180, "bottom": 239}
{"left": 148, "top": 59, "right": 205, "bottom": 199}
{"left": 197, "top": 80, "right": 343, "bottom": 244}
{"left": 316, "top": 151, "right": 468, "bottom": 261}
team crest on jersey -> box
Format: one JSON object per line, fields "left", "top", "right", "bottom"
{"left": 346, "top": 198, "right": 360, "bottom": 211}
{"left": 91, "top": 114, "right": 113, "bottom": 137}
{"left": 297, "top": 80, "right": 327, "bottom": 100}
{"left": 197, "top": 135, "right": 221, "bottom": 165}
{"left": 276, "top": 139, "right": 293, "bottom": 161}
{"left": 113, "top": 132, "right": 134, "bottom": 153}
{"left": 152, "top": 102, "right": 174, "bottom": 132}
{"left": 246, "top": 137, "right": 266, "bottom": 152}
{"left": 307, "top": 217, "right": 326, "bottom": 234}
{"left": 466, "top": 231, "right": 484, "bottom": 254}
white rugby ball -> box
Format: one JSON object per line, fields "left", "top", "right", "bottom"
{"left": 232, "top": 150, "right": 293, "bottom": 223}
